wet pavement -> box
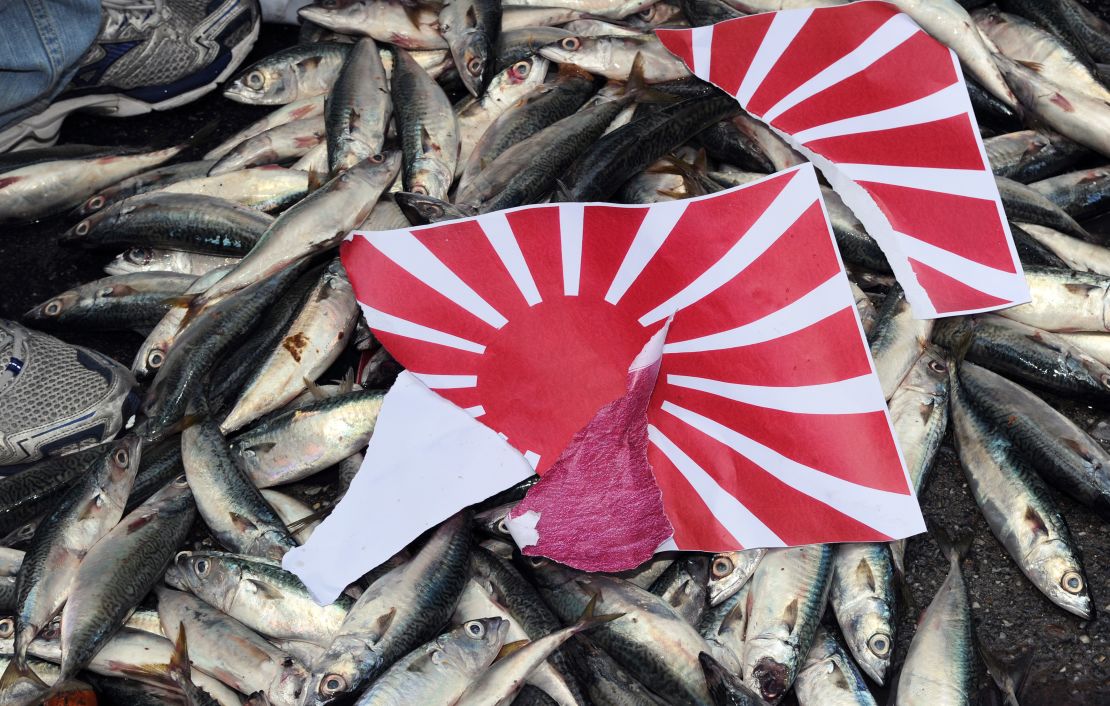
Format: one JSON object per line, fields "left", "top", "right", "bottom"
{"left": 2, "top": 19, "right": 1109, "bottom": 706}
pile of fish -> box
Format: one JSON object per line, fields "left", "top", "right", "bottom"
{"left": 1, "top": 0, "right": 1109, "bottom": 704}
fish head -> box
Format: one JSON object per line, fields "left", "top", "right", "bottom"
{"left": 297, "top": 0, "right": 365, "bottom": 33}
{"left": 173, "top": 551, "right": 244, "bottom": 610}
{"left": 270, "top": 658, "right": 310, "bottom": 706}
{"left": 841, "top": 607, "right": 892, "bottom": 685}
{"left": 743, "top": 635, "right": 795, "bottom": 703}
{"left": 226, "top": 62, "right": 294, "bottom": 104}
{"left": 538, "top": 35, "right": 605, "bottom": 73}
{"left": 23, "top": 290, "right": 79, "bottom": 325}
{"left": 302, "top": 635, "right": 382, "bottom": 706}
{"left": 514, "top": 553, "right": 578, "bottom": 590}
{"left": 442, "top": 617, "right": 510, "bottom": 674}
{"left": 1027, "top": 540, "right": 1092, "bottom": 619}
{"left": 458, "top": 33, "right": 494, "bottom": 98}
{"left": 500, "top": 56, "right": 546, "bottom": 88}
{"left": 707, "top": 551, "right": 745, "bottom": 605}
{"left": 624, "top": 2, "right": 683, "bottom": 29}
{"left": 105, "top": 247, "right": 161, "bottom": 276}
{"left": 105, "top": 435, "right": 142, "bottom": 485}
{"left": 394, "top": 190, "right": 468, "bottom": 224}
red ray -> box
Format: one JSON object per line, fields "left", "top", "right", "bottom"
{"left": 619, "top": 173, "right": 792, "bottom": 321}
{"left": 746, "top": 1, "right": 898, "bottom": 116}
{"left": 651, "top": 412, "right": 894, "bottom": 544}
{"left": 660, "top": 386, "right": 909, "bottom": 494}
{"left": 410, "top": 220, "right": 532, "bottom": 319}
{"left": 662, "top": 308, "right": 872, "bottom": 387}
{"left": 505, "top": 206, "right": 566, "bottom": 303}
{"left": 706, "top": 12, "right": 775, "bottom": 96}
{"left": 665, "top": 201, "right": 837, "bottom": 342}
{"left": 806, "top": 113, "right": 985, "bottom": 170}
{"left": 860, "top": 182, "right": 1017, "bottom": 273}
{"left": 579, "top": 205, "right": 648, "bottom": 302}
{"left": 432, "top": 386, "right": 483, "bottom": 410}
{"left": 909, "top": 259, "right": 1013, "bottom": 313}
{"left": 773, "top": 32, "right": 955, "bottom": 135}
{"left": 646, "top": 441, "right": 744, "bottom": 550}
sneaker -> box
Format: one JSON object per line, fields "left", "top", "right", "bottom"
{"left": 0, "top": 319, "right": 137, "bottom": 466}
{"left": 0, "top": 0, "right": 261, "bottom": 152}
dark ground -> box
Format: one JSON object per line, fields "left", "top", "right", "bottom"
{"left": 2, "top": 19, "right": 1110, "bottom": 706}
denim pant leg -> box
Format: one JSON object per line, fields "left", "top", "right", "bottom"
{"left": 0, "top": 0, "right": 101, "bottom": 131}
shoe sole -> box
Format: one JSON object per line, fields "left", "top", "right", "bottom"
{"left": 0, "top": 15, "right": 261, "bottom": 153}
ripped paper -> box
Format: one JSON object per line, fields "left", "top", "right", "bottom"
{"left": 657, "top": 0, "right": 1029, "bottom": 318}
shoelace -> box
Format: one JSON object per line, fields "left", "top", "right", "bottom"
{"left": 100, "top": 0, "right": 166, "bottom": 38}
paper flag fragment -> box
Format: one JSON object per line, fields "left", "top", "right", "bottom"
{"left": 283, "top": 371, "right": 534, "bottom": 604}
{"left": 657, "top": 0, "right": 1030, "bottom": 318}
{"left": 339, "top": 164, "right": 925, "bottom": 563}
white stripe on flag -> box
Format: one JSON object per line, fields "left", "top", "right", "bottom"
{"left": 364, "top": 230, "right": 509, "bottom": 329}
{"left": 605, "top": 200, "right": 688, "bottom": 305}
{"left": 664, "top": 275, "right": 847, "bottom": 353}
{"left": 735, "top": 8, "right": 813, "bottom": 105}
{"left": 478, "top": 211, "right": 543, "bottom": 307}
{"left": 561, "top": 203, "right": 584, "bottom": 296}
{"left": 660, "top": 402, "right": 925, "bottom": 538}
{"left": 834, "top": 163, "right": 999, "bottom": 200}
{"left": 410, "top": 374, "right": 478, "bottom": 389}
{"left": 648, "top": 424, "right": 786, "bottom": 548}
{"left": 894, "top": 229, "right": 1029, "bottom": 303}
{"left": 666, "top": 374, "right": 886, "bottom": 415}
{"left": 358, "top": 302, "right": 486, "bottom": 354}
{"left": 763, "top": 13, "right": 919, "bottom": 122}
{"left": 690, "top": 24, "right": 714, "bottom": 78}
{"left": 640, "top": 170, "right": 817, "bottom": 325}
{"left": 790, "top": 83, "right": 967, "bottom": 143}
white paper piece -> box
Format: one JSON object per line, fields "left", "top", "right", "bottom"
{"left": 283, "top": 371, "right": 535, "bottom": 604}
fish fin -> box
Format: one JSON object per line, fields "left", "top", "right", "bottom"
{"left": 339, "top": 368, "right": 355, "bottom": 394}
{"left": 367, "top": 608, "right": 396, "bottom": 643}
{"left": 420, "top": 125, "right": 436, "bottom": 154}
{"left": 621, "top": 52, "right": 676, "bottom": 104}
{"left": 667, "top": 580, "right": 691, "bottom": 609}
{"left": 1022, "top": 505, "right": 1050, "bottom": 539}
{"left": 496, "top": 639, "right": 530, "bottom": 660}
{"left": 168, "top": 624, "right": 191, "bottom": 684}
{"left": 978, "top": 638, "right": 1034, "bottom": 706}
{"left": 0, "top": 657, "right": 48, "bottom": 692}
{"left": 781, "top": 598, "right": 798, "bottom": 633}
{"left": 307, "top": 168, "right": 325, "bottom": 193}
{"left": 895, "top": 564, "right": 917, "bottom": 613}
{"left": 856, "top": 557, "right": 877, "bottom": 593}
{"left": 287, "top": 508, "right": 327, "bottom": 534}
{"left": 243, "top": 578, "right": 286, "bottom": 601}
{"left": 304, "top": 377, "right": 328, "bottom": 401}
{"left": 163, "top": 294, "right": 196, "bottom": 308}
{"left": 1017, "top": 59, "right": 1044, "bottom": 73}
{"left": 229, "top": 511, "right": 259, "bottom": 534}
{"left": 930, "top": 522, "right": 972, "bottom": 569}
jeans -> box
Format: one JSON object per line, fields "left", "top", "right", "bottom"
{"left": 0, "top": 0, "right": 101, "bottom": 132}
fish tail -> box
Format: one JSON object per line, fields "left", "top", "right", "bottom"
{"left": 0, "top": 656, "right": 50, "bottom": 700}
{"left": 929, "top": 522, "right": 971, "bottom": 570}
{"left": 978, "top": 639, "right": 1034, "bottom": 706}
{"left": 168, "top": 623, "right": 191, "bottom": 685}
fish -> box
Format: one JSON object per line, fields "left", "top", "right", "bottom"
{"left": 681, "top": 0, "right": 745, "bottom": 27}
{"left": 995, "top": 266, "right": 1110, "bottom": 332}
{"left": 957, "top": 361, "right": 1110, "bottom": 519}
{"left": 1017, "top": 222, "right": 1110, "bottom": 276}
{"left": 539, "top": 34, "right": 691, "bottom": 83}
{"left": 794, "top": 627, "right": 877, "bottom": 706}
{"left": 208, "top": 117, "right": 326, "bottom": 176}
{"left": 1009, "top": 221, "right": 1070, "bottom": 268}
{"left": 526, "top": 557, "right": 715, "bottom": 705}
{"left": 207, "top": 95, "right": 327, "bottom": 160}
{"left": 983, "top": 130, "right": 1091, "bottom": 183}
{"left": 163, "top": 625, "right": 222, "bottom": 706}
{"left": 699, "top": 651, "right": 769, "bottom": 706}
{"left": 851, "top": 281, "right": 879, "bottom": 334}
{"left": 7, "top": 437, "right": 139, "bottom": 674}
{"left": 822, "top": 187, "right": 890, "bottom": 273}
{"left": 171, "top": 551, "right": 352, "bottom": 645}
{"left": 567, "top": 634, "right": 668, "bottom": 706}
{"left": 76, "top": 160, "right": 219, "bottom": 217}
{"left": 0, "top": 548, "right": 24, "bottom": 576}
{"left": 58, "top": 476, "right": 196, "bottom": 681}
{"left": 648, "top": 554, "right": 710, "bottom": 626}
{"left": 225, "top": 42, "right": 353, "bottom": 105}
{"left": 440, "top": 0, "right": 502, "bottom": 97}
{"left": 221, "top": 259, "right": 358, "bottom": 433}
{"left": 391, "top": 46, "right": 459, "bottom": 199}
{"left": 828, "top": 543, "right": 896, "bottom": 685}
{"left": 154, "top": 166, "right": 311, "bottom": 213}
{"left": 495, "top": 26, "right": 574, "bottom": 71}
{"left": 455, "top": 55, "right": 552, "bottom": 172}
{"left": 326, "top": 38, "right": 392, "bottom": 175}
{"left": 230, "top": 387, "right": 385, "bottom": 487}
{"left": 23, "top": 272, "right": 197, "bottom": 332}
{"left": 868, "top": 285, "right": 934, "bottom": 400}
{"left": 950, "top": 363, "right": 1092, "bottom": 618}
{"left": 995, "top": 176, "right": 1091, "bottom": 241}
{"left": 104, "top": 248, "right": 240, "bottom": 277}
{"left": 933, "top": 313, "right": 1110, "bottom": 399}
{"left": 299, "top": 0, "right": 448, "bottom": 49}
{"left": 0, "top": 144, "right": 188, "bottom": 223}
{"left": 501, "top": 0, "right": 656, "bottom": 21}
{"left": 354, "top": 617, "right": 508, "bottom": 705}
{"left": 1030, "top": 165, "right": 1110, "bottom": 220}
{"left": 182, "top": 395, "right": 298, "bottom": 562}
{"left": 156, "top": 586, "right": 310, "bottom": 704}
{"left": 0, "top": 445, "right": 119, "bottom": 538}
{"left": 698, "top": 580, "right": 749, "bottom": 674}
{"left": 741, "top": 544, "right": 833, "bottom": 703}
{"left": 998, "top": 0, "right": 1101, "bottom": 68}
{"left": 302, "top": 513, "right": 472, "bottom": 705}
{"left": 63, "top": 191, "right": 273, "bottom": 257}
{"left": 894, "top": 534, "right": 975, "bottom": 706}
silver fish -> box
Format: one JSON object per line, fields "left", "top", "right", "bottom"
{"left": 209, "top": 116, "right": 326, "bottom": 176}
{"left": 996, "top": 266, "right": 1110, "bottom": 332}
{"left": 155, "top": 166, "right": 310, "bottom": 212}
{"left": 828, "top": 543, "right": 895, "bottom": 685}
{"left": 868, "top": 285, "right": 933, "bottom": 399}
{"left": 391, "top": 46, "right": 459, "bottom": 199}
{"left": 706, "top": 549, "right": 765, "bottom": 607}
{"left": 105, "top": 248, "right": 239, "bottom": 277}
{"left": 299, "top": 0, "right": 447, "bottom": 49}
{"left": 326, "top": 37, "right": 391, "bottom": 174}
{"left": 206, "top": 96, "right": 328, "bottom": 160}
{"left": 795, "top": 626, "right": 877, "bottom": 706}
{"left": 539, "top": 34, "right": 690, "bottom": 83}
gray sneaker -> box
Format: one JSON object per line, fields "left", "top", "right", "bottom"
{"left": 0, "top": 0, "right": 261, "bottom": 151}
{"left": 0, "top": 320, "right": 136, "bottom": 466}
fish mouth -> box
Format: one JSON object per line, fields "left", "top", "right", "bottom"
{"left": 752, "top": 657, "right": 788, "bottom": 701}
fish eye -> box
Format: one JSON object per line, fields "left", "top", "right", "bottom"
{"left": 560, "top": 37, "right": 580, "bottom": 52}
{"left": 98, "top": 286, "right": 115, "bottom": 297}
{"left": 464, "top": 620, "right": 486, "bottom": 638}
{"left": 86, "top": 195, "right": 105, "bottom": 211}
{"left": 422, "top": 202, "right": 444, "bottom": 218}
{"left": 147, "top": 348, "right": 165, "bottom": 369}
{"left": 1101, "top": 373, "right": 1110, "bottom": 389}
{"left": 173, "top": 474, "right": 188, "bottom": 488}
{"left": 113, "top": 448, "right": 130, "bottom": 466}
{"left": 467, "top": 57, "right": 484, "bottom": 76}
{"left": 246, "top": 71, "right": 265, "bottom": 89}
{"left": 496, "top": 518, "right": 509, "bottom": 535}
{"left": 867, "top": 633, "right": 891, "bottom": 657}
{"left": 711, "top": 556, "right": 734, "bottom": 579}
{"left": 928, "top": 359, "right": 945, "bottom": 373}
{"left": 411, "top": 185, "right": 428, "bottom": 196}
{"left": 0, "top": 617, "right": 13, "bottom": 638}
{"left": 75, "top": 220, "right": 90, "bottom": 236}
{"left": 369, "top": 153, "right": 384, "bottom": 164}
{"left": 1061, "top": 571, "right": 1084, "bottom": 594}
{"left": 637, "top": 7, "right": 655, "bottom": 20}
{"left": 527, "top": 556, "right": 547, "bottom": 568}
{"left": 17, "top": 523, "right": 35, "bottom": 540}
{"left": 43, "top": 300, "right": 63, "bottom": 316}
{"left": 194, "top": 558, "right": 210, "bottom": 577}
{"left": 127, "top": 247, "right": 153, "bottom": 265}
{"left": 321, "top": 674, "right": 347, "bottom": 696}
{"left": 511, "top": 60, "right": 531, "bottom": 79}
